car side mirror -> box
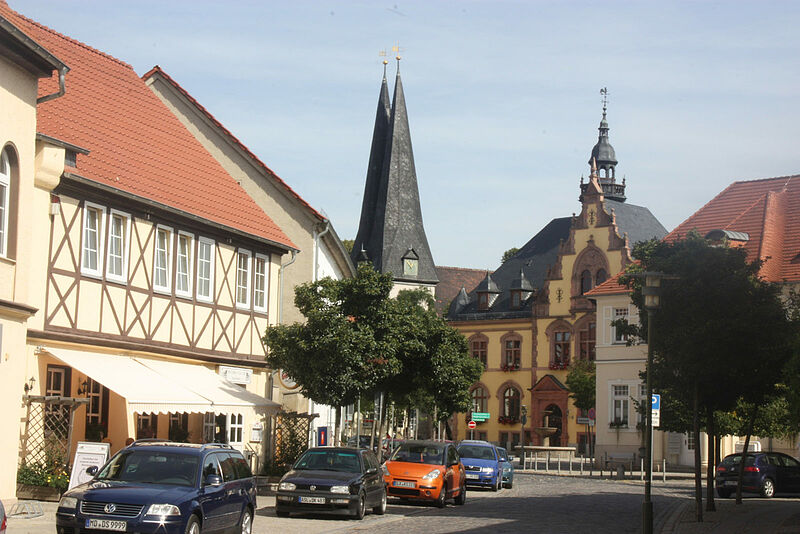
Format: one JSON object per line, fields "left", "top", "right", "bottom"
{"left": 366, "top": 467, "right": 378, "bottom": 475}
{"left": 204, "top": 474, "right": 223, "bottom": 486}
{"left": 86, "top": 465, "right": 99, "bottom": 476}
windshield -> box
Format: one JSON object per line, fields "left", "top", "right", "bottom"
{"left": 390, "top": 444, "right": 444, "bottom": 464}
{"left": 96, "top": 451, "right": 199, "bottom": 486}
{"left": 294, "top": 450, "right": 362, "bottom": 473}
{"left": 457, "top": 445, "right": 496, "bottom": 461}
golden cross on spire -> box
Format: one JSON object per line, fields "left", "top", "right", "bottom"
{"left": 392, "top": 42, "right": 403, "bottom": 61}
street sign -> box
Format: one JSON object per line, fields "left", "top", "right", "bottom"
{"left": 588, "top": 408, "right": 596, "bottom": 420}
{"left": 468, "top": 420, "right": 477, "bottom": 429}
{"left": 472, "top": 412, "right": 490, "bottom": 421}
{"left": 577, "top": 417, "right": 596, "bottom": 426}
{"left": 651, "top": 394, "right": 661, "bottom": 428}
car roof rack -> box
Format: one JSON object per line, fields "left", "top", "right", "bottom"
{"left": 130, "top": 438, "right": 174, "bottom": 446}
{"left": 200, "top": 442, "right": 234, "bottom": 451}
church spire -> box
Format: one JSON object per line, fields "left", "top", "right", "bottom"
{"left": 351, "top": 66, "right": 438, "bottom": 286}
{"left": 583, "top": 87, "right": 626, "bottom": 202}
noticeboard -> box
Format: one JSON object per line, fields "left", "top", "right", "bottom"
{"left": 68, "top": 441, "right": 111, "bottom": 490}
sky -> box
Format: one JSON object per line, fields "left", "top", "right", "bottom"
{"left": 15, "top": 1, "right": 800, "bottom": 270}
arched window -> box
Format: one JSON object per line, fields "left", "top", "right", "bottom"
{"left": 469, "top": 335, "right": 488, "bottom": 370}
{"left": 596, "top": 269, "right": 607, "bottom": 286}
{"left": 502, "top": 387, "right": 521, "bottom": 419}
{"left": 553, "top": 331, "right": 570, "bottom": 368}
{"left": 471, "top": 386, "right": 488, "bottom": 413}
{"left": 0, "top": 148, "right": 11, "bottom": 257}
{"left": 580, "top": 270, "right": 592, "bottom": 294}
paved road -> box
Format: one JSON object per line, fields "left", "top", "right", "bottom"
{"left": 253, "top": 473, "right": 691, "bottom": 534}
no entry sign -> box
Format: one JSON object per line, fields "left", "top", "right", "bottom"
{"left": 468, "top": 420, "right": 477, "bottom": 429}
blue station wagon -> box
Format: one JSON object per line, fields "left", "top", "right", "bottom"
{"left": 56, "top": 441, "right": 256, "bottom": 534}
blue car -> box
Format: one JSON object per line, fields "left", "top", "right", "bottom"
{"left": 716, "top": 452, "right": 800, "bottom": 498}
{"left": 496, "top": 447, "right": 514, "bottom": 489}
{"left": 457, "top": 440, "right": 502, "bottom": 491}
{"left": 56, "top": 441, "right": 256, "bottom": 534}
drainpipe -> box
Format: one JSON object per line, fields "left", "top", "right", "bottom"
{"left": 313, "top": 220, "right": 331, "bottom": 282}
{"left": 37, "top": 67, "right": 68, "bottom": 104}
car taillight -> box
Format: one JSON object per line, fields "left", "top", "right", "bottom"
{"left": 744, "top": 466, "right": 759, "bottom": 472}
{"left": 716, "top": 466, "right": 726, "bottom": 472}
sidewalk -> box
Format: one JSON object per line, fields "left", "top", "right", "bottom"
{"left": 660, "top": 498, "right": 800, "bottom": 534}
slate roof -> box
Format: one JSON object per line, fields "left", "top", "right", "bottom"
{"left": 351, "top": 70, "right": 438, "bottom": 284}
{"left": 667, "top": 174, "right": 800, "bottom": 283}
{"left": 605, "top": 199, "right": 668, "bottom": 245}
{"left": 434, "top": 266, "right": 489, "bottom": 317}
{"left": 0, "top": 3, "right": 295, "bottom": 250}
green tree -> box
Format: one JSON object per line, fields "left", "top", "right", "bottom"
{"left": 342, "top": 239, "right": 354, "bottom": 254}
{"left": 501, "top": 247, "right": 519, "bottom": 263}
{"left": 620, "top": 232, "right": 792, "bottom": 519}
{"left": 566, "top": 359, "right": 596, "bottom": 456}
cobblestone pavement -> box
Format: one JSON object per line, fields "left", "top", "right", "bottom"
{"left": 253, "top": 474, "right": 694, "bottom": 534}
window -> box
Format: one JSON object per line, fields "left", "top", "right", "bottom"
{"left": 510, "top": 291, "right": 521, "bottom": 309}
{"left": 478, "top": 293, "right": 489, "bottom": 310}
{"left": 611, "top": 384, "right": 629, "bottom": 427}
{"left": 596, "top": 269, "right": 608, "bottom": 286}
{"left": 136, "top": 413, "right": 158, "bottom": 439}
{"left": 580, "top": 269, "right": 592, "bottom": 294}
{"left": 81, "top": 202, "right": 105, "bottom": 277}
{"left": 471, "top": 386, "right": 487, "bottom": 413}
{"left": 686, "top": 432, "right": 695, "bottom": 450}
{"left": 228, "top": 413, "right": 244, "bottom": 445}
{"left": 613, "top": 307, "right": 629, "bottom": 343}
{"left": 203, "top": 412, "right": 216, "bottom": 443}
{"left": 153, "top": 226, "right": 173, "bottom": 292}
{"left": 45, "top": 365, "right": 70, "bottom": 432}
{"left": 504, "top": 337, "right": 521, "bottom": 368}
{"left": 579, "top": 322, "right": 596, "bottom": 361}
{"left": 502, "top": 387, "right": 520, "bottom": 419}
{"left": 106, "top": 210, "right": 130, "bottom": 283}
{"left": 169, "top": 413, "right": 189, "bottom": 442}
{"left": 553, "top": 331, "right": 571, "bottom": 367}
{"left": 253, "top": 253, "right": 268, "bottom": 312}
{"left": 638, "top": 384, "right": 647, "bottom": 428}
{"left": 0, "top": 148, "right": 10, "bottom": 257}
{"left": 85, "top": 378, "right": 108, "bottom": 439}
{"left": 175, "top": 232, "right": 193, "bottom": 298}
{"left": 235, "top": 250, "right": 251, "bottom": 308}
{"left": 470, "top": 337, "right": 487, "bottom": 369}
{"left": 196, "top": 237, "right": 215, "bottom": 302}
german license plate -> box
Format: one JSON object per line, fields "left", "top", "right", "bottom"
{"left": 393, "top": 480, "right": 415, "bottom": 488}
{"left": 85, "top": 519, "right": 126, "bottom": 531}
{"left": 466, "top": 474, "right": 479, "bottom": 479}
{"left": 298, "top": 496, "right": 326, "bottom": 504}
{"left": 723, "top": 480, "right": 736, "bottom": 486}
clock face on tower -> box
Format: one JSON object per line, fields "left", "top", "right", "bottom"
{"left": 403, "top": 258, "right": 418, "bottom": 276}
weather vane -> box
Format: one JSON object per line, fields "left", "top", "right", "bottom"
{"left": 392, "top": 42, "right": 403, "bottom": 62}
{"left": 600, "top": 87, "right": 608, "bottom": 112}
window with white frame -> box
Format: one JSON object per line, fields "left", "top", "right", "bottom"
{"left": 196, "top": 237, "right": 215, "bottom": 302}
{"left": 0, "top": 148, "right": 10, "bottom": 257}
{"left": 153, "top": 226, "right": 173, "bottom": 292}
{"left": 175, "top": 232, "right": 193, "bottom": 298}
{"left": 253, "top": 253, "right": 268, "bottom": 312}
{"left": 106, "top": 210, "right": 130, "bottom": 282}
{"left": 228, "top": 413, "right": 244, "bottom": 445}
{"left": 611, "top": 384, "right": 629, "bottom": 427}
{"left": 203, "top": 412, "right": 215, "bottom": 443}
{"left": 82, "top": 202, "right": 105, "bottom": 277}
{"left": 613, "top": 307, "right": 629, "bottom": 343}
{"left": 235, "top": 250, "right": 251, "bottom": 308}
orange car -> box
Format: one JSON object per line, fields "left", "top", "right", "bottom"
{"left": 383, "top": 440, "right": 467, "bottom": 507}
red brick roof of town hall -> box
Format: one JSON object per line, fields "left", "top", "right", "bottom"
{"left": 434, "top": 266, "right": 491, "bottom": 316}
{"left": 0, "top": 3, "right": 296, "bottom": 250}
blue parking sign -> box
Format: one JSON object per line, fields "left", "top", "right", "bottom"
{"left": 651, "top": 394, "right": 661, "bottom": 410}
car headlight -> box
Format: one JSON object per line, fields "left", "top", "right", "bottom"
{"left": 58, "top": 496, "right": 78, "bottom": 509}
{"left": 329, "top": 485, "right": 349, "bottom": 494}
{"left": 422, "top": 469, "right": 441, "bottom": 480}
{"left": 279, "top": 482, "right": 296, "bottom": 491}
{"left": 146, "top": 504, "right": 181, "bottom": 517}
{"left": 481, "top": 467, "right": 494, "bottom": 473}
{"left": 381, "top": 464, "right": 389, "bottom": 476}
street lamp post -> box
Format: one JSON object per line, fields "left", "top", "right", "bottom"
{"left": 521, "top": 405, "right": 528, "bottom": 469}
{"left": 640, "top": 272, "right": 664, "bottom": 534}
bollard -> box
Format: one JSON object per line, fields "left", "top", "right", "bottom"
{"left": 640, "top": 458, "right": 644, "bottom": 481}
{"left": 580, "top": 456, "right": 584, "bottom": 474}
{"left": 546, "top": 451, "right": 550, "bottom": 472}
{"left": 558, "top": 452, "right": 561, "bottom": 473}
{"left": 569, "top": 451, "right": 573, "bottom": 473}
{"left": 663, "top": 459, "right": 667, "bottom": 482}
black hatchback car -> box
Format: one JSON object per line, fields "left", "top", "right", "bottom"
{"left": 716, "top": 452, "right": 800, "bottom": 498}
{"left": 56, "top": 441, "right": 256, "bottom": 534}
{"left": 276, "top": 447, "right": 387, "bottom": 519}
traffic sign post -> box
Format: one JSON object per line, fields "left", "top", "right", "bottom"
{"left": 651, "top": 394, "right": 661, "bottom": 428}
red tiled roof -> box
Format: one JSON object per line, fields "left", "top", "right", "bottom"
{"left": 667, "top": 174, "right": 800, "bottom": 283}
{"left": 1, "top": 4, "right": 295, "bottom": 250}
{"left": 141, "top": 66, "right": 325, "bottom": 224}
{"left": 584, "top": 271, "right": 629, "bottom": 297}
{"left": 434, "top": 266, "right": 490, "bottom": 316}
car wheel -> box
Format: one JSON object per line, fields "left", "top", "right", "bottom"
{"left": 491, "top": 477, "right": 499, "bottom": 492}
{"left": 760, "top": 478, "right": 775, "bottom": 498}
{"left": 373, "top": 489, "right": 387, "bottom": 515}
{"left": 185, "top": 515, "right": 201, "bottom": 534}
{"left": 239, "top": 509, "right": 252, "bottom": 534}
{"left": 454, "top": 481, "right": 467, "bottom": 505}
{"left": 435, "top": 484, "right": 447, "bottom": 508}
{"left": 717, "top": 488, "right": 732, "bottom": 498}
{"left": 353, "top": 491, "right": 366, "bottom": 520}
{"left": 506, "top": 480, "right": 513, "bottom": 489}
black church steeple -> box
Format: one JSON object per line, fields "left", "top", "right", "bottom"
{"left": 351, "top": 62, "right": 438, "bottom": 285}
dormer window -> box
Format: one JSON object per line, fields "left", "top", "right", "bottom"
{"left": 475, "top": 272, "right": 500, "bottom": 311}
{"left": 509, "top": 268, "right": 534, "bottom": 309}
{"left": 478, "top": 292, "right": 489, "bottom": 310}
{"left": 511, "top": 290, "right": 522, "bottom": 309}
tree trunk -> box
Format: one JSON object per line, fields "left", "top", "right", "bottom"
{"left": 693, "top": 382, "right": 703, "bottom": 522}
{"left": 736, "top": 405, "right": 758, "bottom": 505}
{"left": 706, "top": 405, "right": 716, "bottom": 511}
{"left": 715, "top": 433, "right": 721, "bottom": 476}
{"left": 334, "top": 405, "right": 342, "bottom": 446}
